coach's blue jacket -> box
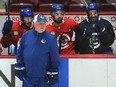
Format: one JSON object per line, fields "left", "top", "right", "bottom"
{"left": 17, "top": 29, "right": 60, "bottom": 77}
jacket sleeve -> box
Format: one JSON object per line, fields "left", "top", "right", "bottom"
{"left": 16, "top": 34, "right": 25, "bottom": 65}
{"left": 49, "top": 36, "right": 60, "bottom": 69}
{"left": 98, "top": 21, "right": 115, "bottom": 47}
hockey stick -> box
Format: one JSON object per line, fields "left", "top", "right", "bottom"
{"left": 80, "top": 0, "right": 88, "bottom": 8}
{"left": 7, "top": 0, "right": 10, "bottom": 20}
{"left": 7, "top": 0, "right": 11, "bottom": 54}
{"left": 91, "top": 37, "right": 95, "bottom": 54}
{"left": 59, "top": 34, "right": 63, "bottom": 54}
{"left": 23, "top": 77, "right": 32, "bottom": 87}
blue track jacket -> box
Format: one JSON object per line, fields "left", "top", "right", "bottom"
{"left": 17, "top": 29, "right": 60, "bottom": 77}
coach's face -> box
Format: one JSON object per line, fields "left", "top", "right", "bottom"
{"left": 34, "top": 22, "right": 46, "bottom": 33}
{"left": 88, "top": 10, "right": 98, "bottom": 22}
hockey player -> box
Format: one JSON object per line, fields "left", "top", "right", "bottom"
{"left": 46, "top": 5, "right": 77, "bottom": 55}
{"left": 14, "top": 14, "right": 60, "bottom": 87}
{"left": 74, "top": 3, "right": 115, "bottom": 54}
{"left": 1, "top": 8, "right": 34, "bottom": 48}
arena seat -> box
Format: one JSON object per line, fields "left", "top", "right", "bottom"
{"left": 10, "top": 0, "right": 32, "bottom": 3}
{"left": 10, "top": 3, "right": 34, "bottom": 12}
{"left": 38, "top": 0, "right": 70, "bottom": 4}
{"left": 100, "top": 3, "right": 116, "bottom": 12}
{"left": 39, "top": 3, "right": 63, "bottom": 12}
{"left": 68, "top": 3, "right": 86, "bottom": 12}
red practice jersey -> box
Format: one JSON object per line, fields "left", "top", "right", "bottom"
{"left": 1, "top": 21, "right": 33, "bottom": 47}
{"left": 46, "top": 18, "right": 77, "bottom": 55}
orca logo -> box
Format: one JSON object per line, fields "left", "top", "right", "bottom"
{"left": 57, "top": 33, "right": 71, "bottom": 49}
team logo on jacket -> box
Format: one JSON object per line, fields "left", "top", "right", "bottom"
{"left": 13, "top": 31, "right": 18, "bottom": 36}
{"left": 41, "top": 39, "right": 46, "bottom": 44}
{"left": 89, "top": 32, "right": 100, "bottom": 49}
{"left": 50, "top": 31, "right": 55, "bottom": 35}
{"left": 57, "top": 33, "right": 70, "bottom": 49}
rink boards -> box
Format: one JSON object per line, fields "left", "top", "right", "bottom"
{"left": 0, "top": 55, "right": 116, "bottom": 87}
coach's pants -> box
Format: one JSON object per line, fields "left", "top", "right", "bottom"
{"left": 22, "top": 77, "right": 49, "bottom": 87}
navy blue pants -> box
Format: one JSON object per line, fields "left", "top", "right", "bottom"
{"left": 22, "top": 77, "right": 49, "bottom": 87}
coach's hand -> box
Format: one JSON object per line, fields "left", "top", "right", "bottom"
{"left": 15, "top": 63, "right": 26, "bottom": 81}
{"left": 46, "top": 68, "right": 59, "bottom": 86}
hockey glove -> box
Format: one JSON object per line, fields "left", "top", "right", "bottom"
{"left": 46, "top": 69, "right": 59, "bottom": 86}
{"left": 14, "top": 63, "right": 26, "bottom": 81}
{"left": 2, "top": 20, "right": 13, "bottom": 36}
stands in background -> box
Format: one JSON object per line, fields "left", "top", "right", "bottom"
{"left": 100, "top": 3, "right": 116, "bottom": 12}
{"left": 38, "top": 0, "right": 70, "bottom": 4}
{"left": 37, "top": 0, "right": 69, "bottom": 12}
{"left": 68, "top": 3, "right": 86, "bottom": 12}
{"left": 3, "top": 0, "right": 116, "bottom": 12}
{"left": 10, "top": 3, "right": 34, "bottom": 12}
{"left": 38, "top": 3, "right": 63, "bottom": 12}
{"left": 5, "top": 0, "right": 35, "bottom": 12}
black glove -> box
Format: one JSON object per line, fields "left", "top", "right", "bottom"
{"left": 46, "top": 68, "right": 59, "bottom": 86}
{"left": 2, "top": 20, "right": 13, "bottom": 36}
{"left": 14, "top": 63, "right": 26, "bottom": 81}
